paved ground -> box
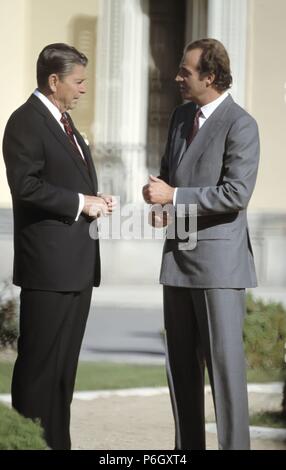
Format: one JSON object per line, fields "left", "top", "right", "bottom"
{"left": 70, "top": 387, "right": 286, "bottom": 450}
{"left": 81, "top": 301, "right": 164, "bottom": 364}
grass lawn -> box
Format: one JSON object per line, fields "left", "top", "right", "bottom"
{"left": 0, "top": 360, "right": 168, "bottom": 393}
{"left": 75, "top": 362, "right": 284, "bottom": 391}
{"left": 250, "top": 411, "right": 286, "bottom": 429}
{"left": 0, "top": 359, "right": 284, "bottom": 393}
{"left": 75, "top": 362, "right": 167, "bottom": 390}
{"left": 0, "top": 361, "right": 14, "bottom": 394}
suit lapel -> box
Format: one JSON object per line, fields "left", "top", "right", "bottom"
{"left": 175, "top": 95, "right": 234, "bottom": 172}
{"left": 29, "top": 95, "right": 95, "bottom": 192}
{"left": 45, "top": 117, "right": 95, "bottom": 192}
{"left": 170, "top": 104, "right": 196, "bottom": 180}
{"left": 72, "top": 126, "right": 98, "bottom": 193}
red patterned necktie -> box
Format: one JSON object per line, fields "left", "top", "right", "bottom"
{"left": 187, "top": 108, "right": 202, "bottom": 146}
{"left": 60, "top": 113, "right": 85, "bottom": 162}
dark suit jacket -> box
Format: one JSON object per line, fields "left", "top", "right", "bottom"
{"left": 159, "top": 95, "right": 260, "bottom": 288}
{"left": 2, "top": 94, "right": 100, "bottom": 291}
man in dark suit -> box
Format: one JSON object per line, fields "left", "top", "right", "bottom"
{"left": 143, "top": 39, "right": 260, "bottom": 450}
{"left": 2, "top": 43, "right": 115, "bottom": 450}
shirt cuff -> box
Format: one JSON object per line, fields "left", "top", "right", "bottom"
{"left": 173, "top": 188, "right": 178, "bottom": 206}
{"left": 75, "top": 193, "right": 85, "bottom": 221}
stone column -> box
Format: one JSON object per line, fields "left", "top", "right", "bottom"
{"left": 207, "top": 0, "right": 248, "bottom": 106}
{"left": 185, "top": 0, "right": 208, "bottom": 43}
{"left": 93, "top": 0, "right": 149, "bottom": 203}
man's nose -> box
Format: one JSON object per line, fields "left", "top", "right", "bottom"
{"left": 175, "top": 74, "right": 183, "bottom": 83}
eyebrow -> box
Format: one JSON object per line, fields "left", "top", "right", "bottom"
{"left": 179, "top": 65, "right": 192, "bottom": 74}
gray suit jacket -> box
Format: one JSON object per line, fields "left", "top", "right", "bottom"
{"left": 159, "top": 95, "right": 260, "bottom": 288}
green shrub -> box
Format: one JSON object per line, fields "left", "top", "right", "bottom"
{"left": 244, "top": 293, "right": 286, "bottom": 420}
{"left": 0, "top": 403, "right": 47, "bottom": 450}
{"left": 0, "top": 281, "right": 18, "bottom": 350}
{"left": 244, "top": 293, "right": 286, "bottom": 370}
{"left": 250, "top": 410, "right": 286, "bottom": 428}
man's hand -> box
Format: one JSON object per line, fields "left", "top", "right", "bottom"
{"left": 82, "top": 195, "right": 111, "bottom": 218}
{"left": 98, "top": 194, "right": 117, "bottom": 212}
{"left": 142, "top": 175, "right": 174, "bottom": 205}
{"left": 148, "top": 204, "right": 174, "bottom": 228}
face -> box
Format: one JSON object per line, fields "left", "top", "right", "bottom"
{"left": 49, "top": 64, "right": 87, "bottom": 112}
{"left": 175, "top": 48, "right": 213, "bottom": 105}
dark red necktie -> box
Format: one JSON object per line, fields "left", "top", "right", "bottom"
{"left": 187, "top": 108, "right": 202, "bottom": 146}
{"left": 60, "top": 113, "right": 85, "bottom": 162}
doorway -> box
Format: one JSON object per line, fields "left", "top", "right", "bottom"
{"left": 147, "top": 0, "right": 186, "bottom": 173}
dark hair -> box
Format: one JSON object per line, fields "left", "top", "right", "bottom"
{"left": 37, "top": 43, "right": 88, "bottom": 89}
{"left": 184, "top": 38, "right": 232, "bottom": 92}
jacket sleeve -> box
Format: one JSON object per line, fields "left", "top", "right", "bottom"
{"left": 175, "top": 114, "right": 260, "bottom": 216}
{"left": 3, "top": 115, "right": 79, "bottom": 220}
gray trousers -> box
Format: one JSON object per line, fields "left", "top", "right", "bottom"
{"left": 163, "top": 286, "right": 250, "bottom": 450}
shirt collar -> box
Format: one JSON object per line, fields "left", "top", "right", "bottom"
{"left": 33, "top": 89, "right": 62, "bottom": 122}
{"left": 200, "top": 91, "right": 229, "bottom": 119}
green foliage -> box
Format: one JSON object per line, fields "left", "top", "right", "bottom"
{"left": 250, "top": 410, "right": 286, "bottom": 429}
{"left": 244, "top": 293, "right": 286, "bottom": 370}
{"left": 0, "top": 403, "right": 47, "bottom": 450}
{"left": 0, "top": 282, "right": 18, "bottom": 350}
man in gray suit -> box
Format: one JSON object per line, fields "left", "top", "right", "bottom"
{"left": 143, "top": 38, "right": 259, "bottom": 450}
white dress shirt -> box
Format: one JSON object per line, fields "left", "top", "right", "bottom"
{"left": 173, "top": 91, "right": 229, "bottom": 205}
{"left": 33, "top": 89, "right": 85, "bottom": 220}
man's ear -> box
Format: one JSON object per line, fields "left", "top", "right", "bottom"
{"left": 48, "top": 73, "right": 59, "bottom": 93}
{"left": 205, "top": 73, "right": 216, "bottom": 87}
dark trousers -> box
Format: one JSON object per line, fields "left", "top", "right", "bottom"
{"left": 11, "top": 286, "right": 93, "bottom": 450}
{"left": 163, "top": 286, "right": 250, "bottom": 450}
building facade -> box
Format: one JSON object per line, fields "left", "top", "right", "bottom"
{"left": 1, "top": 0, "right": 286, "bottom": 289}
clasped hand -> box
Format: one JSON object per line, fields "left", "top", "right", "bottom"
{"left": 83, "top": 194, "right": 117, "bottom": 218}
